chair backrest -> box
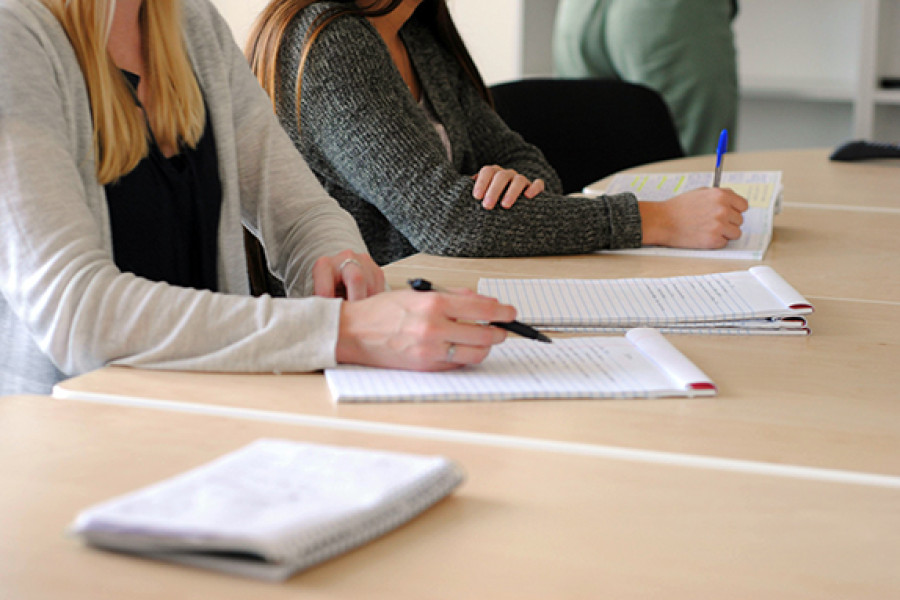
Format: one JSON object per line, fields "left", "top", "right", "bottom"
{"left": 490, "top": 78, "right": 684, "bottom": 195}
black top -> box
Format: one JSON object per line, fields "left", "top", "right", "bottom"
{"left": 105, "top": 71, "right": 222, "bottom": 292}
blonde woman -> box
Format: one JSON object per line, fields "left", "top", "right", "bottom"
{"left": 0, "top": 0, "right": 514, "bottom": 395}
{"left": 247, "top": 0, "right": 749, "bottom": 266}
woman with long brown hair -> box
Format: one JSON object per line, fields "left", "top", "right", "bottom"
{"left": 247, "top": 0, "right": 748, "bottom": 266}
{"left": 0, "top": 0, "right": 514, "bottom": 395}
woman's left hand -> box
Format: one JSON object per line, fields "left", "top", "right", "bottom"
{"left": 472, "top": 165, "right": 545, "bottom": 210}
{"left": 312, "top": 251, "right": 384, "bottom": 301}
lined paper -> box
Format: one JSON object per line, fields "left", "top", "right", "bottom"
{"left": 585, "top": 171, "right": 782, "bottom": 260}
{"left": 71, "top": 439, "right": 463, "bottom": 580}
{"left": 326, "top": 331, "right": 715, "bottom": 403}
{"left": 478, "top": 267, "right": 812, "bottom": 329}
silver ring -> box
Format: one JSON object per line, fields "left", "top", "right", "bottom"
{"left": 446, "top": 343, "right": 457, "bottom": 363}
{"left": 338, "top": 258, "right": 361, "bottom": 272}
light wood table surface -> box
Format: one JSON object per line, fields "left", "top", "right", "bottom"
{"left": 55, "top": 296, "right": 900, "bottom": 477}
{"left": 54, "top": 149, "right": 900, "bottom": 480}
{"left": 3, "top": 396, "right": 898, "bottom": 599}
{"left": 395, "top": 188, "right": 900, "bottom": 304}
{"left": 605, "top": 147, "right": 900, "bottom": 210}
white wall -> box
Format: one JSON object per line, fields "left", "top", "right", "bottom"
{"left": 210, "top": 0, "right": 268, "bottom": 47}
{"left": 210, "top": 0, "right": 900, "bottom": 151}
{"left": 210, "top": 0, "right": 528, "bottom": 83}
{"left": 453, "top": 0, "right": 900, "bottom": 150}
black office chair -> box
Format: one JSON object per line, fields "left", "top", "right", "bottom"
{"left": 490, "top": 78, "right": 684, "bottom": 195}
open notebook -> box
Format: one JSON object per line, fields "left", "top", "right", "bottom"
{"left": 69, "top": 439, "right": 464, "bottom": 581}
{"left": 326, "top": 329, "right": 716, "bottom": 403}
{"left": 584, "top": 171, "right": 783, "bottom": 260}
{"left": 477, "top": 266, "right": 814, "bottom": 335}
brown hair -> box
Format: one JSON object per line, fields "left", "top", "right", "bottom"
{"left": 41, "top": 0, "right": 205, "bottom": 184}
{"left": 245, "top": 0, "right": 492, "bottom": 129}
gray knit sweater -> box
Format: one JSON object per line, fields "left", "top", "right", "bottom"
{"left": 275, "top": 3, "right": 643, "bottom": 265}
{"left": 0, "top": 0, "right": 367, "bottom": 395}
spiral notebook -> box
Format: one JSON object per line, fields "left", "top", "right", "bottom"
{"left": 477, "top": 266, "right": 813, "bottom": 335}
{"left": 326, "top": 329, "right": 716, "bottom": 403}
{"left": 69, "top": 439, "right": 464, "bottom": 581}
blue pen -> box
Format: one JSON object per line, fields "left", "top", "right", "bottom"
{"left": 713, "top": 129, "right": 728, "bottom": 188}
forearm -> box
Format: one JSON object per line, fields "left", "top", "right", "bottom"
{"left": 390, "top": 177, "right": 642, "bottom": 257}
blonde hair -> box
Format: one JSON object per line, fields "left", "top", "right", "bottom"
{"left": 41, "top": 0, "right": 205, "bottom": 184}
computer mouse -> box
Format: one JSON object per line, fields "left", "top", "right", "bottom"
{"left": 829, "top": 140, "right": 900, "bottom": 161}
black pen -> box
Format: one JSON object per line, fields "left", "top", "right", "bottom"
{"left": 407, "top": 278, "right": 552, "bottom": 343}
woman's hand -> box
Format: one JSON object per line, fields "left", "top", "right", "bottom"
{"left": 312, "top": 250, "right": 384, "bottom": 301}
{"left": 639, "top": 187, "right": 750, "bottom": 249}
{"left": 335, "top": 289, "right": 515, "bottom": 371}
{"left": 472, "top": 165, "right": 545, "bottom": 210}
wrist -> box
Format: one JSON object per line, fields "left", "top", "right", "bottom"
{"left": 638, "top": 201, "right": 668, "bottom": 246}
{"left": 335, "top": 301, "right": 361, "bottom": 365}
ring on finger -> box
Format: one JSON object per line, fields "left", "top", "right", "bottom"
{"left": 446, "top": 342, "right": 457, "bottom": 363}
{"left": 338, "top": 258, "right": 361, "bottom": 272}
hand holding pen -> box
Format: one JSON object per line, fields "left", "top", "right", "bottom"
{"left": 335, "top": 284, "right": 518, "bottom": 370}
{"left": 637, "top": 128, "right": 747, "bottom": 249}
{"left": 408, "top": 279, "right": 552, "bottom": 343}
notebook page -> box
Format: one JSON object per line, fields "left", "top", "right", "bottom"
{"left": 72, "top": 439, "right": 460, "bottom": 563}
{"left": 589, "top": 171, "right": 781, "bottom": 260}
{"left": 326, "top": 335, "right": 705, "bottom": 403}
{"left": 626, "top": 329, "right": 715, "bottom": 392}
{"left": 749, "top": 266, "right": 815, "bottom": 310}
{"left": 545, "top": 317, "right": 808, "bottom": 330}
{"left": 477, "top": 269, "right": 810, "bottom": 327}
{"left": 543, "top": 326, "right": 809, "bottom": 336}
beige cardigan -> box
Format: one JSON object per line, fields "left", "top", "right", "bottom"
{"left": 0, "top": 0, "right": 367, "bottom": 394}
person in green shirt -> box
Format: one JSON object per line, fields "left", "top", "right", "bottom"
{"left": 553, "top": 0, "right": 739, "bottom": 156}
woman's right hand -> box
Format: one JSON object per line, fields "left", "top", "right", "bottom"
{"left": 335, "top": 289, "right": 515, "bottom": 371}
{"left": 472, "top": 165, "right": 545, "bottom": 210}
{"left": 638, "top": 187, "right": 750, "bottom": 249}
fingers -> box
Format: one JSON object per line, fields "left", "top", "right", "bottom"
{"left": 713, "top": 189, "right": 748, "bottom": 243}
{"left": 639, "top": 187, "right": 752, "bottom": 249}
{"left": 472, "top": 165, "right": 541, "bottom": 210}
{"left": 339, "top": 259, "right": 368, "bottom": 302}
{"left": 312, "top": 257, "right": 339, "bottom": 298}
{"left": 414, "top": 292, "right": 513, "bottom": 368}
{"left": 498, "top": 173, "right": 531, "bottom": 209}
{"left": 437, "top": 340, "right": 491, "bottom": 368}
{"left": 471, "top": 166, "right": 497, "bottom": 203}
{"left": 335, "top": 290, "right": 514, "bottom": 372}
{"left": 723, "top": 187, "right": 750, "bottom": 213}
{"left": 524, "top": 178, "right": 545, "bottom": 199}
{"left": 413, "top": 322, "right": 505, "bottom": 371}
{"left": 427, "top": 288, "right": 516, "bottom": 324}
{"left": 475, "top": 166, "right": 516, "bottom": 209}
{"left": 312, "top": 251, "right": 384, "bottom": 301}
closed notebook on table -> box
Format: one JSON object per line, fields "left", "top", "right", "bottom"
{"left": 477, "top": 266, "right": 814, "bottom": 335}
{"left": 69, "top": 439, "right": 464, "bottom": 581}
{"left": 326, "top": 328, "right": 716, "bottom": 403}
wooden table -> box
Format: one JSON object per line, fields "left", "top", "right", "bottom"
{"left": 40, "top": 149, "right": 900, "bottom": 594}
{"left": 55, "top": 150, "right": 900, "bottom": 478}
{"left": 397, "top": 148, "right": 900, "bottom": 303}
{"left": 612, "top": 148, "right": 900, "bottom": 210}
{"left": 55, "top": 294, "right": 900, "bottom": 477}
{"left": 3, "top": 396, "right": 898, "bottom": 599}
